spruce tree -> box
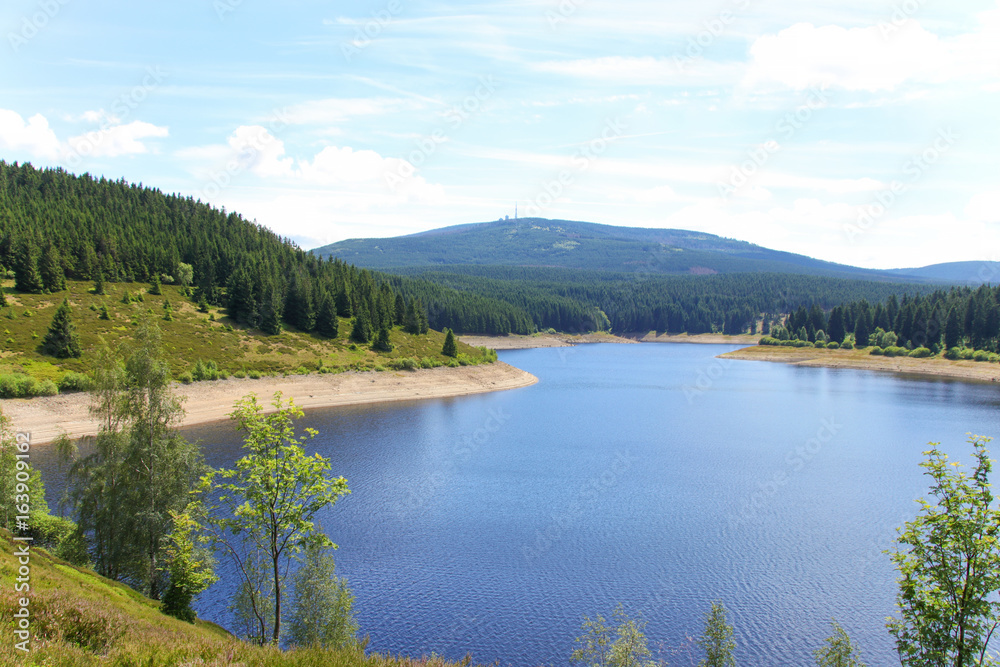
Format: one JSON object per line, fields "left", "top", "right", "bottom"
{"left": 94, "top": 270, "right": 107, "bottom": 295}
{"left": 13, "top": 238, "right": 44, "bottom": 294}
{"left": 944, "top": 306, "right": 962, "bottom": 349}
{"left": 41, "top": 299, "right": 82, "bottom": 358}
{"left": 148, "top": 273, "right": 162, "bottom": 295}
{"left": 259, "top": 286, "right": 282, "bottom": 335}
{"left": 372, "top": 325, "right": 392, "bottom": 352}
{"left": 40, "top": 241, "right": 66, "bottom": 293}
{"left": 350, "top": 310, "right": 371, "bottom": 344}
{"left": 442, "top": 328, "right": 458, "bottom": 357}
{"left": 316, "top": 295, "right": 339, "bottom": 338}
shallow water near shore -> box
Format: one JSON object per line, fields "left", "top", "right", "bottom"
{"left": 33, "top": 343, "right": 1000, "bottom": 665}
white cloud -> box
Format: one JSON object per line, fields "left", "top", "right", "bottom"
{"left": 744, "top": 6, "right": 1000, "bottom": 92}
{"left": 284, "top": 97, "right": 423, "bottom": 125}
{"left": 0, "top": 110, "right": 61, "bottom": 160}
{"left": 67, "top": 121, "right": 169, "bottom": 158}
{"left": 532, "top": 56, "right": 744, "bottom": 87}
{"left": 966, "top": 191, "right": 1000, "bottom": 223}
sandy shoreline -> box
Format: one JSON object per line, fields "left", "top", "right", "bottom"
{"left": 460, "top": 332, "right": 637, "bottom": 349}
{"left": 722, "top": 345, "right": 1000, "bottom": 383}
{"left": 1, "top": 362, "right": 538, "bottom": 446}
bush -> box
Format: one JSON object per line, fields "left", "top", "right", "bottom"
{"left": 870, "top": 346, "right": 884, "bottom": 356}
{"left": 990, "top": 353, "right": 1000, "bottom": 363}
{"left": 792, "top": 340, "right": 810, "bottom": 348}
{"left": 233, "top": 370, "right": 246, "bottom": 379}
{"left": 177, "top": 371, "right": 193, "bottom": 384}
{"left": 909, "top": 347, "right": 932, "bottom": 358}
{"left": 960, "top": 349, "right": 976, "bottom": 360}
{"left": 974, "top": 350, "right": 990, "bottom": 362}
{"left": 841, "top": 340, "right": 855, "bottom": 350}
{"left": 813, "top": 341, "right": 826, "bottom": 348}
{"left": 826, "top": 342, "right": 840, "bottom": 349}
{"left": 758, "top": 336, "right": 780, "bottom": 346}
{"left": 390, "top": 357, "right": 418, "bottom": 371}
{"left": 944, "top": 347, "right": 962, "bottom": 360}
{"left": 58, "top": 371, "right": 93, "bottom": 392}
{"left": 247, "top": 369, "right": 262, "bottom": 379}
{"left": 420, "top": 357, "right": 438, "bottom": 369}
{"left": 191, "top": 359, "right": 220, "bottom": 381}
{"left": 779, "top": 339, "right": 796, "bottom": 346}
{"left": 35, "top": 379, "right": 58, "bottom": 396}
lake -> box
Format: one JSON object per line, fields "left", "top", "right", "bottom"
{"left": 36, "top": 343, "right": 1000, "bottom": 665}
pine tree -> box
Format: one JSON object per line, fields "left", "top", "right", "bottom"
{"left": 259, "top": 286, "right": 282, "bottom": 335}
{"left": 94, "top": 269, "right": 106, "bottom": 295}
{"left": 316, "top": 295, "right": 339, "bottom": 338}
{"left": 442, "top": 328, "right": 458, "bottom": 357}
{"left": 854, "top": 309, "right": 872, "bottom": 348}
{"left": 372, "top": 325, "right": 392, "bottom": 352}
{"left": 99, "top": 304, "right": 111, "bottom": 320}
{"left": 335, "top": 288, "right": 352, "bottom": 318}
{"left": 13, "top": 238, "right": 44, "bottom": 294}
{"left": 41, "top": 299, "right": 82, "bottom": 358}
{"left": 350, "top": 310, "right": 371, "bottom": 344}
{"left": 39, "top": 241, "right": 66, "bottom": 293}
{"left": 148, "top": 273, "right": 162, "bottom": 295}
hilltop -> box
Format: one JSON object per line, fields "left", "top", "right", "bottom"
{"left": 314, "top": 217, "right": 927, "bottom": 280}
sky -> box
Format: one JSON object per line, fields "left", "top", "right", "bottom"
{"left": 1, "top": 0, "right": 998, "bottom": 270}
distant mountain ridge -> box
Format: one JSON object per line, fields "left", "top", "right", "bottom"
{"left": 313, "top": 218, "right": 954, "bottom": 282}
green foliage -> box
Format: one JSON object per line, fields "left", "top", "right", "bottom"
{"left": 198, "top": 393, "right": 350, "bottom": 644}
{"left": 887, "top": 436, "right": 1000, "bottom": 667}
{"left": 13, "top": 236, "right": 44, "bottom": 293}
{"left": 973, "top": 350, "right": 990, "bottom": 362}
{"left": 442, "top": 328, "right": 458, "bottom": 357}
{"left": 99, "top": 303, "right": 111, "bottom": 320}
{"left": 350, "top": 310, "right": 372, "bottom": 344}
{"left": 814, "top": 621, "right": 866, "bottom": 667}
{"left": 570, "top": 604, "right": 655, "bottom": 667}
{"left": 287, "top": 543, "right": 359, "bottom": 649}
{"left": 0, "top": 372, "right": 58, "bottom": 397}
{"left": 908, "top": 347, "right": 932, "bottom": 358}
{"left": 698, "top": 601, "right": 736, "bottom": 667}
{"left": 161, "top": 508, "right": 217, "bottom": 623}
{"left": 148, "top": 273, "right": 162, "bottom": 295}
{"left": 64, "top": 322, "right": 206, "bottom": 599}
{"left": 191, "top": 359, "right": 220, "bottom": 381}
{"left": 58, "top": 371, "right": 93, "bottom": 392}
{"left": 42, "top": 299, "right": 83, "bottom": 358}
{"left": 870, "top": 347, "right": 884, "bottom": 356}
{"left": 372, "top": 325, "right": 393, "bottom": 353}
{"left": 40, "top": 241, "right": 67, "bottom": 292}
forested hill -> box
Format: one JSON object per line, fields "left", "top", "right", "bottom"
{"left": 0, "top": 160, "right": 533, "bottom": 337}
{"left": 314, "top": 217, "right": 919, "bottom": 280}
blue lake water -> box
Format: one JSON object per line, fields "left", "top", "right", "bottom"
{"left": 35, "top": 343, "right": 1000, "bottom": 665}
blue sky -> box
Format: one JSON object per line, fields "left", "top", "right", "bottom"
{"left": 1, "top": 0, "right": 998, "bottom": 269}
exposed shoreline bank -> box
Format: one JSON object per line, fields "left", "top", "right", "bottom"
{"left": 1, "top": 362, "right": 538, "bottom": 445}
{"left": 460, "top": 332, "right": 637, "bottom": 349}
{"left": 721, "top": 345, "right": 1000, "bottom": 383}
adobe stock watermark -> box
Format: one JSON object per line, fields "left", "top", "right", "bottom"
{"left": 385, "top": 75, "right": 497, "bottom": 192}
{"left": 718, "top": 85, "right": 830, "bottom": 201}
{"left": 843, "top": 126, "right": 958, "bottom": 243}
{"left": 522, "top": 450, "right": 638, "bottom": 563}
{"left": 341, "top": 0, "right": 403, "bottom": 60}
{"left": 12, "top": 431, "right": 33, "bottom": 653}
{"left": 8, "top": 0, "right": 70, "bottom": 53}
{"left": 196, "top": 107, "right": 292, "bottom": 201}
{"left": 682, "top": 355, "right": 735, "bottom": 404}
{"left": 878, "top": 0, "right": 928, "bottom": 39}
{"left": 731, "top": 417, "right": 843, "bottom": 528}
{"left": 65, "top": 66, "right": 168, "bottom": 169}
{"left": 672, "top": 0, "right": 753, "bottom": 73}
{"left": 546, "top": 0, "right": 585, "bottom": 29}
{"left": 521, "top": 116, "right": 628, "bottom": 218}
{"left": 398, "top": 407, "right": 512, "bottom": 516}
{"left": 213, "top": 0, "right": 244, "bottom": 21}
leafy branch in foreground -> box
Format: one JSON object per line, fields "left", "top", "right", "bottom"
{"left": 570, "top": 603, "right": 655, "bottom": 667}
{"left": 197, "top": 392, "right": 350, "bottom": 645}
{"left": 887, "top": 435, "right": 1000, "bottom": 667}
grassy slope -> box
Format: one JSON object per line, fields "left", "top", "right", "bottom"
{"left": 0, "top": 280, "right": 488, "bottom": 384}
{"left": 0, "top": 530, "right": 474, "bottom": 666}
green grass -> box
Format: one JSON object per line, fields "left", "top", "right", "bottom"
{"left": 0, "top": 281, "right": 492, "bottom": 390}
{"left": 0, "top": 530, "right": 478, "bottom": 666}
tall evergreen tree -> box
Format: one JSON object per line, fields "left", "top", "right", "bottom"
{"left": 827, "top": 306, "right": 846, "bottom": 345}
{"left": 372, "top": 325, "right": 393, "bottom": 352}
{"left": 39, "top": 241, "right": 66, "bottom": 292}
{"left": 41, "top": 299, "right": 82, "bottom": 358}
{"left": 13, "top": 237, "right": 44, "bottom": 294}
{"left": 259, "top": 285, "right": 283, "bottom": 336}
{"left": 350, "top": 310, "right": 371, "bottom": 344}
{"left": 442, "top": 328, "right": 458, "bottom": 357}
{"left": 148, "top": 273, "right": 162, "bottom": 295}
{"left": 94, "top": 269, "right": 107, "bottom": 295}
{"left": 316, "top": 295, "right": 339, "bottom": 338}
{"left": 854, "top": 309, "right": 872, "bottom": 348}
